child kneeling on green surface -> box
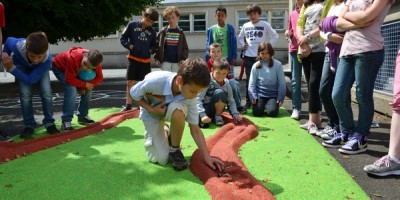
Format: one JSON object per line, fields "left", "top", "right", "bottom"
{"left": 130, "top": 58, "right": 224, "bottom": 171}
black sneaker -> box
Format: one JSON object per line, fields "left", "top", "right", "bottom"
{"left": 169, "top": 149, "right": 188, "bottom": 171}
{"left": 237, "top": 106, "right": 247, "bottom": 114}
{"left": 0, "top": 130, "right": 13, "bottom": 142}
{"left": 78, "top": 116, "right": 95, "bottom": 125}
{"left": 20, "top": 127, "right": 34, "bottom": 139}
{"left": 61, "top": 121, "right": 74, "bottom": 131}
{"left": 120, "top": 106, "right": 131, "bottom": 112}
{"left": 46, "top": 125, "right": 60, "bottom": 134}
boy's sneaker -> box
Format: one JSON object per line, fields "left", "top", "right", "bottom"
{"left": 308, "top": 123, "right": 318, "bottom": 135}
{"left": 364, "top": 155, "right": 400, "bottom": 176}
{"left": 214, "top": 115, "right": 224, "bottom": 126}
{"left": 61, "top": 121, "right": 74, "bottom": 131}
{"left": 78, "top": 116, "right": 95, "bottom": 125}
{"left": 120, "top": 106, "right": 131, "bottom": 112}
{"left": 20, "top": 127, "right": 34, "bottom": 139}
{"left": 0, "top": 131, "right": 13, "bottom": 142}
{"left": 237, "top": 106, "right": 247, "bottom": 114}
{"left": 322, "top": 132, "right": 348, "bottom": 148}
{"left": 169, "top": 149, "right": 188, "bottom": 171}
{"left": 320, "top": 126, "right": 337, "bottom": 140}
{"left": 244, "top": 101, "right": 252, "bottom": 109}
{"left": 46, "top": 125, "right": 60, "bottom": 134}
{"left": 291, "top": 109, "right": 300, "bottom": 120}
{"left": 339, "top": 132, "right": 367, "bottom": 154}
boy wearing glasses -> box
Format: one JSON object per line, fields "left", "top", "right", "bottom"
{"left": 52, "top": 46, "right": 104, "bottom": 131}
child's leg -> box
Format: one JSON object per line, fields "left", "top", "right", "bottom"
{"left": 76, "top": 90, "right": 92, "bottom": 117}
{"left": 38, "top": 70, "right": 56, "bottom": 127}
{"left": 165, "top": 101, "right": 189, "bottom": 148}
{"left": 265, "top": 98, "right": 279, "bottom": 117}
{"left": 389, "top": 52, "right": 400, "bottom": 158}
{"left": 143, "top": 119, "right": 169, "bottom": 165}
{"left": 52, "top": 66, "right": 77, "bottom": 122}
{"left": 228, "top": 79, "right": 242, "bottom": 108}
{"left": 19, "top": 81, "right": 36, "bottom": 128}
{"left": 252, "top": 98, "right": 266, "bottom": 117}
{"left": 239, "top": 59, "right": 245, "bottom": 80}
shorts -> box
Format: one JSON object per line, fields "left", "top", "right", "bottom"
{"left": 143, "top": 101, "right": 188, "bottom": 165}
{"left": 126, "top": 59, "right": 151, "bottom": 81}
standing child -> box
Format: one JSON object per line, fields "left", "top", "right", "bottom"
{"left": 52, "top": 46, "right": 104, "bottom": 131}
{"left": 205, "top": 6, "right": 246, "bottom": 114}
{"left": 238, "top": 3, "right": 279, "bottom": 110}
{"left": 1, "top": 32, "right": 60, "bottom": 138}
{"left": 197, "top": 59, "right": 242, "bottom": 127}
{"left": 248, "top": 42, "right": 286, "bottom": 117}
{"left": 120, "top": 8, "right": 158, "bottom": 111}
{"left": 130, "top": 58, "right": 224, "bottom": 171}
{"left": 323, "top": 0, "right": 394, "bottom": 154}
{"left": 154, "top": 6, "right": 188, "bottom": 72}
{"left": 285, "top": 0, "right": 304, "bottom": 120}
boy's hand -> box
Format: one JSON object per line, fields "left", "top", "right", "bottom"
{"left": 78, "top": 88, "right": 87, "bottom": 95}
{"left": 155, "top": 60, "right": 161, "bottom": 67}
{"left": 1, "top": 53, "right": 14, "bottom": 71}
{"left": 129, "top": 44, "right": 134, "bottom": 50}
{"left": 233, "top": 114, "right": 242, "bottom": 124}
{"left": 85, "top": 82, "right": 94, "bottom": 90}
{"left": 201, "top": 116, "right": 212, "bottom": 124}
{"left": 277, "top": 100, "right": 283, "bottom": 107}
{"left": 150, "top": 102, "right": 167, "bottom": 116}
{"left": 243, "top": 43, "right": 249, "bottom": 50}
{"left": 204, "top": 156, "right": 224, "bottom": 172}
{"left": 230, "top": 59, "right": 236, "bottom": 65}
{"left": 251, "top": 99, "right": 257, "bottom": 105}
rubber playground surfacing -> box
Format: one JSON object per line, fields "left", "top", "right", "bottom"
{"left": 0, "top": 107, "right": 369, "bottom": 199}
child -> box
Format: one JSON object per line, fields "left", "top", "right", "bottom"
{"left": 248, "top": 42, "right": 286, "bottom": 117}
{"left": 238, "top": 4, "right": 279, "bottom": 109}
{"left": 197, "top": 59, "right": 242, "bottom": 127}
{"left": 154, "top": 6, "right": 189, "bottom": 72}
{"left": 120, "top": 7, "right": 158, "bottom": 111}
{"left": 1, "top": 32, "right": 60, "bottom": 138}
{"left": 206, "top": 43, "right": 246, "bottom": 114}
{"left": 364, "top": 44, "right": 400, "bottom": 176}
{"left": 130, "top": 58, "right": 224, "bottom": 171}
{"left": 323, "top": 0, "right": 394, "bottom": 154}
{"left": 52, "top": 46, "right": 104, "bottom": 131}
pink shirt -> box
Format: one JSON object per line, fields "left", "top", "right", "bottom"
{"left": 340, "top": 0, "right": 392, "bottom": 57}
{"left": 288, "top": 7, "right": 301, "bottom": 53}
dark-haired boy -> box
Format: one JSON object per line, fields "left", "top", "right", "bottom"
{"left": 120, "top": 7, "right": 159, "bottom": 112}
{"left": 130, "top": 58, "right": 224, "bottom": 171}
{"left": 2, "top": 32, "right": 60, "bottom": 138}
{"left": 52, "top": 46, "right": 104, "bottom": 131}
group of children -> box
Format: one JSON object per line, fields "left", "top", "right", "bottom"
{"left": 286, "top": 0, "right": 399, "bottom": 176}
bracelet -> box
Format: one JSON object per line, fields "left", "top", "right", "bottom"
{"left": 306, "top": 33, "right": 312, "bottom": 40}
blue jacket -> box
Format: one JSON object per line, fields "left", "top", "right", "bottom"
{"left": 120, "top": 21, "right": 157, "bottom": 59}
{"left": 205, "top": 24, "right": 237, "bottom": 63}
{"left": 3, "top": 37, "right": 52, "bottom": 85}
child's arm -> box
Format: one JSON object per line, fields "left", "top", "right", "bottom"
{"left": 226, "top": 83, "right": 241, "bottom": 123}
{"left": 228, "top": 24, "right": 238, "bottom": 64}
{"left": 204, "top": 27, "right": 213, "bottom": 62}
{"left": 265, "top": 22, "right": 279, "bottom": 45}
{"left": 189, "top": 124, "right": 224, "bottom": 171}
{"left": 343, "top": 0, "right": 391, "bottom": 25}
{"left": 120, "top": 22, "right": 133, "bottom": 50}
{"left": 196, "top": 88, "right": 211, "bottom": 123}
{"left": 88, "top": 64, "right": 104, "bottom": 87}
{"left": 336, "top": 6, "right": 373, "bottom": 31}
{"left": 180, "top": 30, "right": 189, "bottom": 62}
{"left": 237, "top": 26, "right": 246, "bottom": 49}
{"left": 276, "top": 61, "right": 286, "bottom": 106}
{"left": 153, "top": 30, "right": 162, "bottom": 66}
{"left": 248, "top": 64, "right": 258, "bottom": 104}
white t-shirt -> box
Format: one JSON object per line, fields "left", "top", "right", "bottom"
{"left": 238, "top": 20, "right": 278, "bottom": 57}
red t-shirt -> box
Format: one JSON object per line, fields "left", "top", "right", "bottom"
{"left": 0, "top": 3, "right": 5, "bottom": 28}
{"left": 52, "top": 46, "right": 103, "bottom": 88}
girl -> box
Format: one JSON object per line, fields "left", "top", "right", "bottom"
{"left": 323, "top": 0, "right": 394, "bottom": 154}
{"left": 248, "top": 42, "right": 286, "bottom": 117}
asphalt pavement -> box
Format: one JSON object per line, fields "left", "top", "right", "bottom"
{"left": 0, "top": 66, "right": 399, "bottom": 199}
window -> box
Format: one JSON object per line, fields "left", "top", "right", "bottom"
{"left": 271, "top": 10, "right": 285, "bottom": 30}
{"left": 237, "top": 11, "right": 268, "bottom": 30}
{"left": 146, "top": 12, "right": 207, "bottom": 33}
{"left": 179, "top": 15, "right": 190, "bottom": 31}
{"left": 193, "top": 14, "right": 206, "bottom": 32}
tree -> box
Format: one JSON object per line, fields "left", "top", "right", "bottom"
{"left": 2, "top": 0, "right": 162, "bottom": 44}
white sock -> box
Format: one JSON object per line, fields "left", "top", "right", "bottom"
{"left": 388, "top": 154, "right": 400, "bottom": 163}
{"left": 169, "top": 146, "right": 179, "bottom": 153}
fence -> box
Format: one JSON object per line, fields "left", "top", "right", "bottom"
{"left": 375, "top": 20, "right": 400, "bottom": 96}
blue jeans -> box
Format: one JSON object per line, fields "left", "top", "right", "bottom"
{"left": 290, "top": 51, "right": 303, "bottom": 110}
{"left": 52, "top": 66, "right": 92, "bottom": 122}
{"left": 252, "top": 97, "right": 279, "bottom": 117}
{"left": 228, "top": 79, "right": 242, "bottom": 108}
{"left": 203, "top": 89, "right": 227, "bottom": 117}
{"left": 319, "top": 53, "right": 339, "bottom": 128}
{"left": 332, "top": 50, "right": 384, "bottom": 136}
{"left": 18, "top": 69, "right": 55, "bottom": 128}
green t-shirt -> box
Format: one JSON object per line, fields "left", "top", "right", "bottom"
{"left": 212, "top": 25, "right": 228, "bottom": 57}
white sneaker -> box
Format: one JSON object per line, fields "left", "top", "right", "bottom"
{"left": 316, "top": 125, "right": 332, "bottom": 137}
{"left": 300, "top": 121, "right": 309, "bottom": 130}
{"left": 291, "top": 109, "right": 300, "bottom": 120}
{"left": 321, "top": 126, "right": 337, "bottom": 140}
{"left": 308, "top": 123, "right": 319, "bottom": 135}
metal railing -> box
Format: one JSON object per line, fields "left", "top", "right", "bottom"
{"left": 375, "top": 20, "right": 400, "bottom": 96}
